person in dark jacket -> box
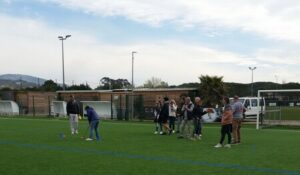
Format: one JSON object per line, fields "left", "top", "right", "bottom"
{"left": 85, "top": 106, "right": 101, "bottom": 141}
{"left": 193, "top": 97, "right": 213, "bottom": 140}
{"left": 159, "top": 97, "right": 172, "bottom": 135}
{"left": 176, "top": 97, "right": 185, "bottom": 133}
{"left": 66, "top": 95, "right": 80, "bottom": 134}
{"left": 153, "top": 101, "right": 163, "bottom": 134}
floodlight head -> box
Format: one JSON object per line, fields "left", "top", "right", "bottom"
{"left": 249, "top": 67, "right": 257, "bottom": 70}
{"left": 58, "top": 36, "right": 63, "bottom": 39}
{"left": 66, "top": 35, "right": 71, "bottom": 38}
{"left": 132, "top": 51, "right": 137, "bottom": 54}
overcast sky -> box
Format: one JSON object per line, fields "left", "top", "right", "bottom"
{"left": 1, "top": 0, "right": 300, "bottom": 88}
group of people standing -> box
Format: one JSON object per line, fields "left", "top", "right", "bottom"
{"left": 154, "top": 96, "right": 212, "bottom": 140}
{"left": 154, "top": 95, "right": 244, "bottom": 148}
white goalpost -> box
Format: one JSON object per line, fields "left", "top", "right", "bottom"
{"left": 0, "top": 100, "right": 20, "bottom": 116}
{"left": 52, "top": 101, "right": 67, "bottom": 117}
{"left": 81, "top": 101, "right": 117, "bottom": 119}
{"left": 256, "top": 89, "right": 300, "bottom": 129}
{"left": 52, "top": 101, "right": 117, "bottom": 119}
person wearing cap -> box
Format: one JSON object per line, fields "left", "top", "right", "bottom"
{"left": 84, "top": 106, "right": 101, "bottom": 141}
{"left": 159, "top": 96, "right": 172, "bottom": 135}
{"left": 66, "top": 95, "right": 80, "bottom": 134}
{"left": 231, "top": 95, "right": 244, "bottom": 144}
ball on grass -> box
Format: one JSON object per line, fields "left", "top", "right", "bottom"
{"left": 59, "top": 133, "right": 66, "bottom": 139}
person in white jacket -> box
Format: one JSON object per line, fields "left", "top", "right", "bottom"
{"left": 169, "top": 99, "right": 177, "bottom": 134}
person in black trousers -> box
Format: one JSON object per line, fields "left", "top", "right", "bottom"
{"left": 214, "top": 97, "right": 233, "bottom": 148}
{"left": 193, "top": 97, "right": 213, "bottom": 140}
{"left": 159, "top": 97, "right": 172, "bottom": 135}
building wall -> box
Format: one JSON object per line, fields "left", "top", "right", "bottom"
{"left": 15, "top": 92, "right": 56, "bottom": 115}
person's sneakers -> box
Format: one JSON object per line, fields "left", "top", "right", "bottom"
{"left": 189, "top": 137, "right": 196, "bottom": 141}
{"left": 75, "top": 131, "right": 79, "bottom": 134}
{"left": 172, "top": 130, "right": 176, "bottom": 134}
{"left": 154, "top": 131, "right": 158, "bottom": 134}
{"left": 224, "top": 144, "right": 231, "bottom": 148}
{"left": 71, "top": 131, "right": 75, "bottom": 135}
{"left": 85, "top": 138, "right": 93, "bottom": 141}
{"left": 159, "top": 131, "right": 163, "bottom": 135}
{"left": 231, "top": 142, "right": 239, "bottom": 145}
{"left": 214, "top": 143, "right": 223, "bottom": 148}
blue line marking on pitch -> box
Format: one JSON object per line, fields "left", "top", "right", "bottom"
{"left": 0, "top": 140, "right": 299, "bottom": 175}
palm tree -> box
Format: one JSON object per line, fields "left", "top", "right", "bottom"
{"left": 199, "top": 75, "right": 227, "bottom": 107}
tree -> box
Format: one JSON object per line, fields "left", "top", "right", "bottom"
{"left": 199, "top": 75, "right": 227, "bottom": 107}
{"left": 143, "top": 77, "right": 168, "bottom": 88}
{"left": 96, "top": 77, "right": 131, "bottom": 90}
{"left": 67, "top": 84, "right": 92, "bottom": 90}
{"left": 41, "top": 80, "right": 62, "bottom": 91}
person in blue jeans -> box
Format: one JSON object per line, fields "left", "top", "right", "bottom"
{"left": 85, "top": 106, "right": 101, "bottom": 141}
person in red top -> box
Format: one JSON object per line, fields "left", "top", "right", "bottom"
{"left": 214, "top": 97, "right": 233, "bottom": 148}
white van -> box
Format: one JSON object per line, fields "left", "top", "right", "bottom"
{"left": 230, "top": 97, "right": 265, "bottom": 119}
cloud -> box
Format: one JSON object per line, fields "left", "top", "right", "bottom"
{"left": 3, "top": 0, "right": 13, "bottom": 4}
{"left": 38, "top": 0, "right": 300, "bottom": 43}
{"left": 1, "top": 12, "right": 300, "bottom": 88}
{"left": 0, "top": 13, "right": 257, "bottom": 87}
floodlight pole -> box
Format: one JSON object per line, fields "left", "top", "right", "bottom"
{"left": 131, "top": 51, "right": 137, "bottom": 119}
{"left": 249, "top": 67, "right": 257, "bottom": 97}
{"left": 275, "top": 75, "right": 279, "bottom": 89}
{"left": 58, "top": 35, "right": 71, "bottom": 91}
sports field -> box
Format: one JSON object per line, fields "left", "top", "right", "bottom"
{"left": 0, "top": 117, "right": 299, "bottom": 175}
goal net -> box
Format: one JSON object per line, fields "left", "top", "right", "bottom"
{"left": 257, "top": 89, "right": 300, "bottom": 129}
{"left": 81, "top": 101, "right": 117, "bottom": 119}
{"left": 52, "top": 101, "right": 67, "bottom": 117}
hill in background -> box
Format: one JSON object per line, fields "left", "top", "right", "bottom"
{"left": 0, "top": 74, "right": 47, "bottom": 89}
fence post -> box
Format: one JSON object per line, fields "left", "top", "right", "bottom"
{"left": 120, "top": 95, "right": 123, "bottom": 120}
{"left": 111, "top": 94, "right": 113, "bottom": 120}
{"left": 125, "top": 95, "right": 129, "bottom": 121}
{"left": 48, "top": 96, "right": 51, "bottom": 117}
{"left": 32, "top": 96, "right": 35, "bottom": 117}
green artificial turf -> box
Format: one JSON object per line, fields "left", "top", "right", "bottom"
{"left": 0, "top": 117, "right": 299, "bottom": 175}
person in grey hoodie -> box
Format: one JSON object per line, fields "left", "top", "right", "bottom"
{"left": 231, "top": 95, "right": 244, "bottom": 144}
